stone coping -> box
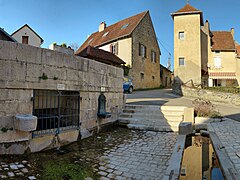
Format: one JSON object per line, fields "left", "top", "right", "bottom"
{"left": 163, "top": 134, "right": 186, "bottom": 179}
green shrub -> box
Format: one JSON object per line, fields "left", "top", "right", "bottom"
{"left": 42, "top": 162, "right": 89, "bottom": 180}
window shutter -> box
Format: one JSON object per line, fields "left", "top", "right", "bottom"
{"left": 139, "top": 43, "right": 141, "bottom": 56}
{"left": 115, "top": 43, "right": 118, "bottom": 55}
{"left": 144, "top": 46, "right": 147, "bottom": 58}
{"left": 109, "top": 44, "right": 113, "bottom": 53}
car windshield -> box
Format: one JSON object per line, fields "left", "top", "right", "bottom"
{"left": 124, "top": 77, "right": 131, "bottom": 83}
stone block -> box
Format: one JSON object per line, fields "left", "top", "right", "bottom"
{"left": 184, "top": 108, "right": 194, "bottom": 123}
{"left": 16, "top": 43, "right": 42, "bottom": 64}
{"left": 179, "top": 122, "right": 193, "bottom": 135}
{"left": 14, "top": 114, "right": 37, "bottom": 132}
{"left": 58, "top": 130, "right": 79, "bottom": 145}
{"left": 80, "top": 128, "right": 92, "bottom": 139}
{"left": 6, "top": 143, "right": 27, "bottom": 154}
{"left": 0, "top": 130, "right": 31, "bottom": 143}
{"left": 195, "top": 123, "right": 208, "bottom": 131}
{"left": 29, "top": 134, "right": 54, "bottom": 153}
{"left": 0, "top": 116, "right": 14, "bottom": 128}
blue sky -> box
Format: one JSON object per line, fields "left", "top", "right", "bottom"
{"left": 1, "top": 0, "right": 240, "bottom": 69}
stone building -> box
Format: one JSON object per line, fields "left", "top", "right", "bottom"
{"left": 171, "top": 3, "right": 240, "bottom": 88}
{"left": 0, "top": 40, "right": 124, "bottom": 154}
{"left": 76, "top": 11, "right": 161, "bottom": 89}
{"left": 12, "top": 24, "right": 44, "bottom": 47}
{"left": 160, "top": 65, "right": 173, "bottom": 88}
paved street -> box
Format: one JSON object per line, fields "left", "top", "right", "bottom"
{"left": 97, "top": 131, "right": 177, "bottom": 180}
{"left": 208, "top": 120, "right": 240, "bottom": 175}
{"left": 126, "top": 89, "right": 240, "bottom": 121}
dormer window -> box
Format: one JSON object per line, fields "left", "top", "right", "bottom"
{"left": 88, "top": 38, "right": 93, "bottom": 44}
{"left": 102, "top": 32, "right": 109, "bottom": 37}
{"left": 121, "top": 24, "right": 129, "bottom": 30}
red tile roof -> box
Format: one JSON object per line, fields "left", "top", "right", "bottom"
{"left": 171, "top": 4, "right": 203, "bottom": 25}
{"left": 76, "top": 11, "right": 148, "bottom": 54}
{"left": 173, "top": 4, "right": 202, "bottom": 14}
{"left": 76, "top": 46, "right": 125, "bottom": 67}
{"left": 211, "top": 31, "right": 235, "bottom": 51}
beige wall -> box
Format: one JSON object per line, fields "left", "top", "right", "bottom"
{"left": 99, "top": 38, "right": 132, "bottom": 66}
{"left": 173, "top": 14, "right": 202, "bottom": 85}
{"left": 12, "top": 26, "right": 42, "bottom": 47}
{"left": 131, "top": 12, "right": 161, "bottom": 89}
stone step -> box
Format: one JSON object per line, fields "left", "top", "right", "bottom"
{"left": 127, "top": 124, "right": 174, "bottom": 132}
{"left": 119, "top": 112, "right": 165, "bottom": 119}
{"left": 162, "top": 111, "right": 184, "bottom": 116}
{"left": 161, "top": 106, "right": 187, "bottom": 111}
{"left": 125, "top": 105, "right": 161, "bottom": 110}
{"left": 123, "top": 109, "right": 162, "bottom": 114}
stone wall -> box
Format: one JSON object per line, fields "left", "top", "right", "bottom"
{"left": 0, "top": 40, "right": 124, "bottom": 153}
{"left": 175, "top": 86, "right": 240, "bottom": 106}
{"left": 131, "top": 12, "right": 161, "bottom": 89}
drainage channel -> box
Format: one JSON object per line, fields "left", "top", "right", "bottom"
{"left": 180, "top": 135, "right": 224, "bottom": 180}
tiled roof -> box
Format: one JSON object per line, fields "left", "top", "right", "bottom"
{"left": 236, "top": 44, "right": 240, "bottom": 57}
{"left": 76, "top": 45, "right": 125, "bottom": 66}
{"left": 211, "top": 31, "right": 235, "bottom": 51}
{"left": 171, "top": 4, "right": 203, "bottom": 25}
{"left": 76, "top": 11, "right": 148, "bottom": 53}
{"left": 0, "top": 28, "right": 17, "bottom": 42}
{"left": 173, "top": 4, "right": 202, "bottom": 14}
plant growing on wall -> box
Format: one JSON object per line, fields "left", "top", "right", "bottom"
{"left": 122, "top": 64, "right": 131, "bottom": 76}
{"left": 39, "top": 73, "right": 48, "bottom": 80}
{"left": 61, "top": 43, "right": 67, "bottom": 48}
{"left": 53, "top": 76, "right": 58, "bottom": 80}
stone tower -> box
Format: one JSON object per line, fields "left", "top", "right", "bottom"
{"left": 171, "top": 4, "right": 204, "bottom": 87}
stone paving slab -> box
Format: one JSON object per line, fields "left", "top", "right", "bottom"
{"left": 96, "top": 131, "right": 178, "bottom": 179}
{"left": 208, "top": 119, "right": 240, "bottom": 178}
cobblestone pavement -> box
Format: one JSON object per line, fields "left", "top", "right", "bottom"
{"left": 0, "top": 160, "right": 37, "bottom": 179}
{"left": 208, "top": 119, "right": 240, "bottom": 173}
{"left": 96, "top": 131, "right": 178, "bottom": 180}
{"left": 0, "top": 128, "right": 178, "bottom": 179}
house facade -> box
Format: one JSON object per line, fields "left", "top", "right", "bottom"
{"left": 11, "top": 24, "right": 43, "bottom": 47}
{"left": 76, "top": 11, "right": 161, "bottom": 89}
{"left": 171, "top": 4, "right": 240, "bottom": 88}
{"left": 160, "top": 65, "right": 173, "bottom": 88}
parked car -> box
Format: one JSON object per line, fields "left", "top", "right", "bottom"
{"left": 123, "top": 77, "right": 133, "bottom": 93}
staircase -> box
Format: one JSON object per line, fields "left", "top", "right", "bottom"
{"left": 117, "top": 105, "right": 186, "bottom": 132}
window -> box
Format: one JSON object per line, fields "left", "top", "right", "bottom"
{"left": 152, "top": 76, "right": 155, "bottom": 80}
{"left": 121, "top": 24, "right": 129, "bottom": 29}
{"left": 215, "top": 51, "right": 220, "bottom": 54}
{"left": 110, "top": 43, "right": 118, "bottom": 55}
{"left": 179, "top": 57, "right": 185, "bottom": 66}
{"left": 151, "top": 50, "right": 156, "bottom": 63}
{"left": 140, "top": 73, "right": 144, "bottom": 79}
{"left": 214, "top": 57, "right": 221, "bottom": 68}
{"left": 32, "top": 90, "right": 80, "bottom": 136}
{"left": 179, "top": 32, "right": 185, "bottom": 40}
{"left": 88, "top": 38, "right": 93, "bottom": 44}
{"left": 102, "top": 32, "right": 109, "bottom": 37}
{"left": 22, "top": 36, "right": 29, "bottom": 44}
{"left": 139, "top": 43, "right": 147, "bottom": 58}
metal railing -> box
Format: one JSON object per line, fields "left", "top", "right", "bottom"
{"left": 32, "top": 90, "right": 80, "bottom": 137}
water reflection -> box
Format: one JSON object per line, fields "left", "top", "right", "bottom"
{"left": 180, "top": 136, "right": 224, "bottom": 180}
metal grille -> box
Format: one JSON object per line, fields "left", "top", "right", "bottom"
{"left": 32, "top": 90, "right": 80, "bottom": 137}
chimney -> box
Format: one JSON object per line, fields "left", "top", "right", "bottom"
{"left": 99, "top": 22, "right": 106, "bottom": 32}
{"left": 231, "top": 28, "right": 235, "bottom": 38}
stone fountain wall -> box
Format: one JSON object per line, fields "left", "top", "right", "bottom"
{"left": 0, "top": 40, "right": 124, "bottom": 154}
